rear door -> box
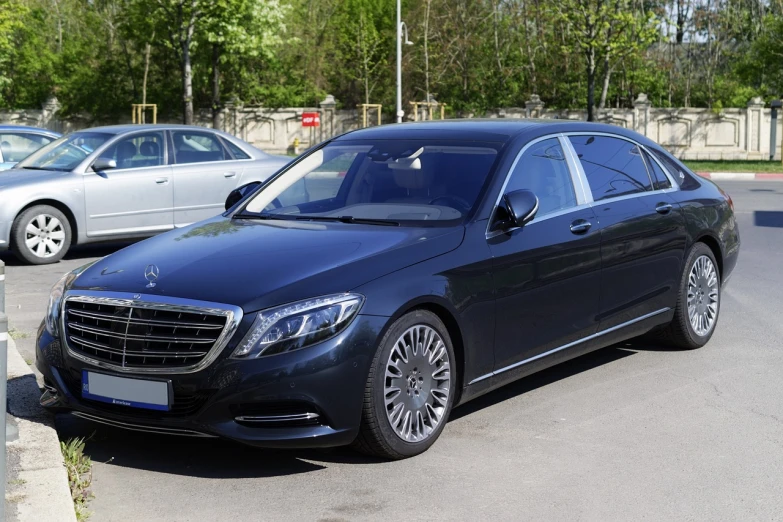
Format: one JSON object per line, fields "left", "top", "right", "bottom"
{"left": 567, "top": 134, "right": 686, "bottom": 330}
{"left": 169, "top": 130, "right": 243, "bottom": 226}
{"left": 83, "top": 131, "right": 173, "bottom": 237}
{"left": 489, "top": 136, "right": 603, "bottom": 373}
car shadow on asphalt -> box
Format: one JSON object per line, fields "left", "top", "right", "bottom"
{"left": 54, "top": 340, "right": 677, "bottom": 476}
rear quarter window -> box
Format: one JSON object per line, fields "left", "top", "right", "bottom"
{"left": 649, "top": 148, "right": 702, "bottom": 190}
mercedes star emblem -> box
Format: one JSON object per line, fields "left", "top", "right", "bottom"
{"left": 144, "top": 264, "right": 160, "bottom": 288}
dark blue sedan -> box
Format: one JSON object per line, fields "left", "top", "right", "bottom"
{"left": 37, "top": 120, "right": 739, "bottom": 459}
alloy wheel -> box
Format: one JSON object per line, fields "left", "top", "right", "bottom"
{"left": 24, "top": 214, "right": 66, "bottom": 258}
{"left": 384, "top": 325, "right": 451, "bottom": 443}
{"left": 687, "top": 255, "right": 719, "bottom": 336}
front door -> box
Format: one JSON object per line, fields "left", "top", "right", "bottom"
{"left": 567, "top": 134, "right": 687, "bottom": 330}
{"left": 489, "top": 137, "right": 603, "bottom": 373}
{"left": 84, "top": 131, "right": 173, "bottom": 237}
{"left": 169, "top": 130, "right": 242, "bottom": 227}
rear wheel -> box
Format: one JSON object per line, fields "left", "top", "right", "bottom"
{"left": 656, "top": 242, "right": 720, "bottom": 349}
{"left": 353, "top": 310, "right": 456, "bottom": 459}
{"left": 11, "top": 205, "right": 72, "bottom": 265}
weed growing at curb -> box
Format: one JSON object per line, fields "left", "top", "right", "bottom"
{"left": 61, "top": 437, "right": 93, "bottom": 521}
{"left": 8, "top": 328, "right": 29, "bottom": 340}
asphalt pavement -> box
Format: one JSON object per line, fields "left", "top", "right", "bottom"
{"left": 2, "top": 180, "right": 783, "bottom": 521}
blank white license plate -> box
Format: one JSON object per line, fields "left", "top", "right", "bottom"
{"left": 82, "top": 371, "right": 170, "bottom": 411}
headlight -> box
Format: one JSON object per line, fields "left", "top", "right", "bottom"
{"left": 45, "top": 260, "right": 100, "bottom": 336}
{"left": 45, "top": 272, "right": 71, "bottom": 336}
{"left": 232, "top": 293, "right": 364, "bottom": 358}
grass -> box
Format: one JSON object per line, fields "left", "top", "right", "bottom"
{"left": 61, "top": 437, "right": 93, "bottom": 521}
{"left": 8, "top": 328, "right": 29, "bottom": 340}
{"left": 683, "top": 160, "right": 783, "bottom": 173}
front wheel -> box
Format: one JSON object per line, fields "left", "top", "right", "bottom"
{"left": 11, "top": 205, "right": 72, "bottom": 265}
{"left": 353, "top": 310, "right": 456, "bottom": 459}
{"left": 657, "top": 242, "right": 721, "bottom": 349}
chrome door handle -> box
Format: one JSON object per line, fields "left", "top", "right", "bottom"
{"left": 155, "top": 178, "right": 169, "bottom": 185}
{"left": 655, "top": 203, "right": 673, "bottom": 214}
{"left": 224, "top": 172, "right": 237, "bottom": 178}
{"left": 570, "top": 220, "right": 592, "bottom": 234}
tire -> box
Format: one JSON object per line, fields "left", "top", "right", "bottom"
{"left": 353, "top": 310, "right": 457, "bottom": 459}
{"left": 11, "top": 205, "right": 72, "bottom": 265}
{"left": 655, "top": 242, "right": 721, "bottom": 349}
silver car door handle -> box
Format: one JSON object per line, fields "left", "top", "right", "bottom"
{"left": 570, "top": 220, "right": 592, "bottom": 234}
{"left": 655, "top": 203, "right": 673, "bottom": 214}
{"left": 155, "top": 178, "right": 169, "bottom": 185}
{"left": 224, "top": 172, "right": 237, "bottom": 178}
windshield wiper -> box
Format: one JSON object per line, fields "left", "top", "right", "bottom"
{"left": 232, "top": 212, "right": 291, "bottom": 220}
{"left": 21, "top": 166, "right": 63, "bottom": 171}
{"left": 294, "top": 215, "right": 400, "bottom": 226}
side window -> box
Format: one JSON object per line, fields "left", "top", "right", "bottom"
{"left": 0, "top": 133, "right": 54, "bottom": 163}
{"left": 505, "top": 138, "right": 577, "bottom": 217}
{"left": 171, "top": 131, "right": 229, "bottom": 164}
{"left": 99, "top": 132, "right": 165, "bottom": 170}
{"left": 224, "top": 139, "right": 250, "bottom": 160}
{"left": 642, "top": 150, "right": 672, "bottom": 190}
{"left": 649, "top": 148, "right": 699, "bottom": 189}
{"left": 569, "top": 135, "right": 653, "bottom": 201}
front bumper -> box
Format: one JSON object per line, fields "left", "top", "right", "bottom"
{"left": 36, "top": 314, "right": 388, "bottom": 448}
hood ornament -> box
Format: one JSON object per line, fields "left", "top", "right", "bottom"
{"left": 144, "top": 264, "right": 160, "bottom": 288}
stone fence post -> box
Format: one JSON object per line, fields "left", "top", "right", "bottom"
{"left": 746, "top": 96, "right": 765, "bottom": 159}
{"left": 319, "top": 95, "right": 337, "bottom": 141}
{"left": 525, "top": 94, "right": 545, "bottom": 119}
{"left": 633, "top": 93, "right": 651, "bottom": 137}
{"left": 41, "top": 96, "right": 61, "bottom": 132}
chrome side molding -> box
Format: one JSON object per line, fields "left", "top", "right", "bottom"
{"left": 468, "top": 307, "right": 671, "bottom": 385}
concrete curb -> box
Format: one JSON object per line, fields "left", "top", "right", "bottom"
{"left": 696, "top": 171, "right": 783, "bottom": 181}
{"left": 6, "top": 336, "right": 77, "bottom": 522}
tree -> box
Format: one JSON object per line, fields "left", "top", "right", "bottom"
{"left": 201, "top": 0, "right": 287, "bottom": 127}
{"left": 0, "top": 0, "right": 28, "bottom": 104}
{"left": 557, "top": 0, "right": 659, "bottom": 120}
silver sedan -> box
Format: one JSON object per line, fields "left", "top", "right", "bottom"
{"left": 0, "top": 124, "right": 290, "bottom": 264}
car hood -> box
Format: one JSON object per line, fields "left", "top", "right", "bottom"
{"left": 71, "top": 216, "right": 465, "bottom": 312}
{"left": 0, "top": 168, "right": 67, "bottom": 187}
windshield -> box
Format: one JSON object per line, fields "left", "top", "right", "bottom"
{"left": 17, "top": 132, "right": 113, "bottom": 171}
{"left": 242, "top": 139, "right": 500, "bottom": 224}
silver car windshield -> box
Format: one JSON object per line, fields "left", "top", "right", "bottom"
{"left": 17, "top": 132, "right": 113, "bottom": 171}
{"left": 243, "top": 140, "right": 500, "bottom": 223}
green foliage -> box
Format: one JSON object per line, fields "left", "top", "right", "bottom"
{"left": 61, "top": 436, "right": 94, "bottom": 521}
{"left": 0, "top": 0, "right": 779, "bottom": 119}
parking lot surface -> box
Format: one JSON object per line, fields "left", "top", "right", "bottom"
{"left": 2, "top": 180, "right": 783, "bottom": 521}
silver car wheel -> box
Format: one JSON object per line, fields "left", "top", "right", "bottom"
{"left": 687, "top": 255, "right": 719, "bottom": 336}
{"left": 24, "top": 214, "right": 66, "bottom": 258}
{"left": 384, "top": 325, "right": 451, "bottom": 443}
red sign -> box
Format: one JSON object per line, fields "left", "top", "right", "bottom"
{"left": 302, "top": 112, "right": 320, "bottom": 127}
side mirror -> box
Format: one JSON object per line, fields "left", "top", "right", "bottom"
{"left": 225, "top": 181, "right": 262, "bottom": 211}
{"left": 92, "top": 158, "right": 117, "bottom": 171}
{"left": 501, "top": 189, "right": 539, "bottom": 229}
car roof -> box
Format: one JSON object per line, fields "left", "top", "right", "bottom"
{"left": 83, "top": 124, "right": 228, "bottom": 134}
{"left": 0, "top": 125, "right": 60, "bottom": 136}
{"left": 333, "top": 119, "right": 649, "bottom": 144}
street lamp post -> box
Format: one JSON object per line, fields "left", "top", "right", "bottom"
{"left": 396, "top": 0, "right": 413, "bottom": 123}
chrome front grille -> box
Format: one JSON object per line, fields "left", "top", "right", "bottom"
{"left": 63, "top": 294, "right": 241, "bottom": 373}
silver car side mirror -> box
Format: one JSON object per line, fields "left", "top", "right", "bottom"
{"left": 92, "top": 158, "right": 117, "bottom": 171}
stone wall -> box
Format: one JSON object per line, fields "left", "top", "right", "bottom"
{"left": 2, "top": 94, "right": 781, "bottom": 161}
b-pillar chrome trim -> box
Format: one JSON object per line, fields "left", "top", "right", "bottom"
{"left": 468, "top": 307, "right": 671, "bottom": 385}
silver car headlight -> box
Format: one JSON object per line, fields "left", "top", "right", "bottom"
{"left": 232, "top": 293, "right": 364, "bottom": 358}
{"left": 45, "top": 260, "right": 100, "bottom": 336}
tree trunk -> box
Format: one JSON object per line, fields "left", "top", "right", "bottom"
{"left": 182, "top": 41, "right": 193, "bottom": 125}
{"left": 142, "top": 41, "right": 151, "bottom": 122}
{"left": 211, "top": 43, "right": 220, "bottom": 129}
{"left": 586, "top": 48, "right": 596, "bottom": 122}
{"left": 598, "top": 55, "right": 611, "bottom": 109}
